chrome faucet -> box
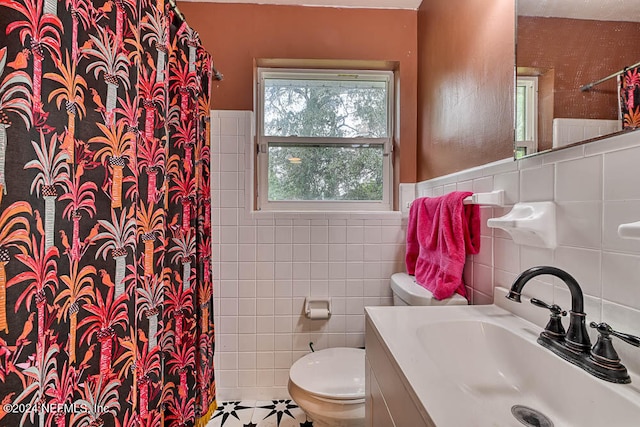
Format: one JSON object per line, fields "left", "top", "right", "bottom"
{"left": 507, "top": 266, "right": 640, "bottom": 384}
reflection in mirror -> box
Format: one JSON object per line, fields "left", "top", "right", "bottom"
{"left": 515, "top": 0, "right": 640, "bottom": 158}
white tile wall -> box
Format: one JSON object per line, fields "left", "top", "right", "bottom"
{"left": 552, "top": 118, "right": 621, "bottom": 148}
{"left": 417, "top": 130, "right": 640, "bottom": 375}
{"left": 212, "top": 110, "right": 640, "bottom": 399}
{"left": 211, "top": 111, "right": 405, "bottom": 400}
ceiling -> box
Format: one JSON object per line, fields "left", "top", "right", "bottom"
{"left": 178, "top": 0, "right": 640, "bottom": 21}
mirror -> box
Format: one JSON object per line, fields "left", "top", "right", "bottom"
{"left": 515, "top": 0, "right": 640, "bottom": 158}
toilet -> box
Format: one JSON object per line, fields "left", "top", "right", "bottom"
{"left": 390, "top": 272, "right": 468, "bottom": 306}
{"left": 288, "top": 272, "right": 468, "bottom": 426}
{"left": 288, "top": 347, "right": 365, "bottom": 427}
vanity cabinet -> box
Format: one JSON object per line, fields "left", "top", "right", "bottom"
{"left": 365, "top": 316, "right": 434, "bottom": 427}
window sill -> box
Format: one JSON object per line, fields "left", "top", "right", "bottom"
{"left": 250, "top": 209, "right": 402, "bottom": 221}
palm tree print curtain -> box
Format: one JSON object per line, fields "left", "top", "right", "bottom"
{"left": 0, "top": 1, "right": 216, "bottom": 426}
{"left": 621, "top": 67, "right": 640, "bottom": 130}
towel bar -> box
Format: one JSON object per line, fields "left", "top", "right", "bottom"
{"left": 407, "top": 190, "right": 505, "bottom": 209}
{"left": 462, "top": 190, "right": 504, "bottom": 206}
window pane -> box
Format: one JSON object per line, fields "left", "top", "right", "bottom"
{"left": 268, "top": 143, "right": 384, "bottom": 201}
{"left": 263, "top": 78, "right": 388, "bottom": 138}
{"left": 516, "top": 85, "right": 526, "bottom": 141}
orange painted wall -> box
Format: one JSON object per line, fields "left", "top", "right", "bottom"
{"left": 416, "top": 0, "right": 515, "bottom": 181}
{"left": 518, "top": 17, "right": 640, "bottom": 121}
{"left": 176, "top": 2, "right": 418, "bottom": 183}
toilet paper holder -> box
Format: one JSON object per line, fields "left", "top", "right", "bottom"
{"left": 304, "top": 298, "right": 332, "bottom": 320}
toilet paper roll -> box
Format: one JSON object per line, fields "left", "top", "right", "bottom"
{"left": 307, "top": 307, "right": 330, "bottom": 320}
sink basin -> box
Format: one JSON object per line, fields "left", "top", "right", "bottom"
{"left": 366, "top": 305, "right": 640, "bottom": 426}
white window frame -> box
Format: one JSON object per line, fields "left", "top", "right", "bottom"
{"left": 515, "top": 76, "right": 538, "bottom": 158}
{"left": 256, "top": 68, "right": 394, "bottom": 211}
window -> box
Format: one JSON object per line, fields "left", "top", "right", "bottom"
{"left": 256, "top": 68, "right": 393, "bottom": 211}
{"left": 515, "top": 76, "right": 538, "bottom": 159}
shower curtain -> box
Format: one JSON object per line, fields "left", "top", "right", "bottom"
{"left": 0, "top": 1, "right": 216, "bottom": 426}
{"left": 621, "top": 66, "right": 640, "bottom": 129}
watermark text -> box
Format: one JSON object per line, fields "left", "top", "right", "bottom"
{"left": 3, "top": 402, "right": 106, "bottom": 414}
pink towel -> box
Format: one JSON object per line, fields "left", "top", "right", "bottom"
{"left": 405, "top": 192, "right": 481, "bottom": 300}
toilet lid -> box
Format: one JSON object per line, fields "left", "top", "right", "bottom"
{"left": 289, "top": 347, "right": 365, "bottom": 400}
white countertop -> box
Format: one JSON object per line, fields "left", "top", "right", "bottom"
{"left": 365, "top": 304, "right": 640, "bottom": 426}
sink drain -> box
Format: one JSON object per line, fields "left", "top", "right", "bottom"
{"left": 511, "top": 405, "right": 554, "bottom": 427}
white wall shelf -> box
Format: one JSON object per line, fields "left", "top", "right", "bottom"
{"left": 487, "top": 201, "right": 557, "bottom": 249}
{"left": 618, "top": 221, "right": 640, "bottom": 240}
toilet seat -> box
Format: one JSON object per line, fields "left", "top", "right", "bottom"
{"left": 289, "top": 347, "right": 365, "bottom": 401}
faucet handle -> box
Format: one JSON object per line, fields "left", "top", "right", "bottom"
{"left": 589, "top": 322, "right": 634, "bottom": 383}
{"left": 530, "top": 298, "right": 567, "bottom": 317}
{"left": 589, "top": 322, "right": 640, "bottom": 348}
{"left": 530, "top": 298, "right": 566, "bottom": 337}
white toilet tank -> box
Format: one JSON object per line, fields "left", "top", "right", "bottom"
{"left": 390, "top": 272, "right": 468, "bottom": 306}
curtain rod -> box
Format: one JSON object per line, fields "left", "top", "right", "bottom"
{"left": 580, "top": 60, "right": 640, "bottom": 92}
{"left": 167, "top": 0, "right": 186, "bottom": 23}
{"left": 166, "top": 0, "right": 224, "bottom": 81}
{"left": 213, "top": 66, "right": 223, "bottom": 81}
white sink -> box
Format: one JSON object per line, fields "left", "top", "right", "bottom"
{"left": 366, "top": 305, "right": 640, "bottom": 426}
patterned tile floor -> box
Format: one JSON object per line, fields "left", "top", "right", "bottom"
{"left": 206, "top": 400, "right": 313, "bottom": 427}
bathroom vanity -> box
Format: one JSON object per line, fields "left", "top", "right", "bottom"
{"left": 364, "top": 300, "right": 640, "bottom": 426}
{"left": 365, "top": 315, "right": 433, "bottom": 427}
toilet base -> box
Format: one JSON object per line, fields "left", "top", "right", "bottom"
{"left": 288, "top": 380, "right": 365, "bottom": 427}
